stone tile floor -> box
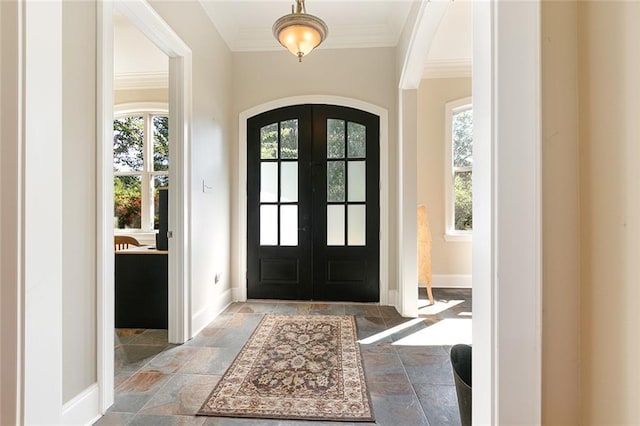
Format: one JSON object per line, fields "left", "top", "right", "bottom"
{"left": 96, "top": 288, "right": 471, "bottom": 426}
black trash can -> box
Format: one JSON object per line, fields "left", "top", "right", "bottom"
{"left": 450, "top": 344, "right": 472, "bottom": 426}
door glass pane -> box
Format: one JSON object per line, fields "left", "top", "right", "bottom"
{"left": 327, "top": 205, "right": 345, "bottom": 246}
{"left": 327, "top": 119, "right": 345, "bottom": 159}
{"left": 348, "top": 161, "right": 366, "bottom": 202}
{"left": 260, "top": 205, "right": 278, "bottom": 246}
{"left": 113, "top": 116, "right": 144, "bottom": 172}
{"left": 280, "top": 119, "right": 298, "bottom": 159}
{"left": 280, "top": 162, "right": 298, "bottom": 202}
{"left": 348, "top": 205, "right": 366, "bottom": 246}
{"left": 280, "top": 205, "right": 298, "bottom": 246}
{"left": 327, "top": 161, "right": 345, "bottom": 202}
{"left": 261, "top": 123, "right": 278, "bottom": 159}
{"left": 152, "top": 115, "right": 169, "bottom": 171}
{"left": 260, "top": 162, "right": 278, "bottom": 202}
{"left": 347, "top": 122, "right": 366, "bottom": 158}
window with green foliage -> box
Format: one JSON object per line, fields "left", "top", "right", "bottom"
{"left": 445, "top": 98, "right": 473, "bottom": 239}
{"left": 113, "top": 112, "right": 168, "bottom": 231}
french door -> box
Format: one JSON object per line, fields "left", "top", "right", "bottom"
{"left": 247, "top": 105, "right": 379, "bottom": 302}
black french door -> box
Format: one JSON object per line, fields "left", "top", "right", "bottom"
{"left": 247, "top": 105, "right": 379, "bottom": 302}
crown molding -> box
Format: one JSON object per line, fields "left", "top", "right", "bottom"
{"left": 423, "top": 58, "right": 472, "bottom": 79}
{"left": 114, "top": 71, "right": 168, "bottom": 90}
{"left": 229, "top": 23, "right": 398, "bottom": 52}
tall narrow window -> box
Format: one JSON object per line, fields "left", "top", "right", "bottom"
{"left": 444, "top": 98, "right": 473, "bottom": 241}
{"left": 326, "top": 119, "right": 367, "bottom": 247}
{"left": 258, "top": 119, "right": 299, "bottom": 247}
{"left": 113, "top": 110, "right": 169, "bottom": 231}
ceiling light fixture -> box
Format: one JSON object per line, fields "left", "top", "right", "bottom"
{"left": 273, "top": 0, "right": 328, "bottom": 62}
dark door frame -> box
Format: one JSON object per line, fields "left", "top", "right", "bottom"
{"left": 246, "top": 104, "right": 380, "bottom": 301}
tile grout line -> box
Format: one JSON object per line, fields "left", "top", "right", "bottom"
{"left": 392, "top": 341, "right": 433, "bottom": 426}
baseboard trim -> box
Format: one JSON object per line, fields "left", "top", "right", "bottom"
{"left": 61, "top": 383, "right": 100, "bottom": 426}
{"left": 431, "top": 274, "right": 472, "bottom": 288}
{"left": 191, "top": 288, "right": 232, "bottom": 337}
{"left": 387, "top": 289, "right": 399, "bottom": 312}
{"left": 231, "top": 286, "right": 246, "bottom": 302}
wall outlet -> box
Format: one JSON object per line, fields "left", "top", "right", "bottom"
{"left": 214, "top": 273, "right": 221, "bottom": 284}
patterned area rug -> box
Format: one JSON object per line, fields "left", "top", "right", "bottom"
{"left": 198, "top": 314, "right": 374, "bottom": 422}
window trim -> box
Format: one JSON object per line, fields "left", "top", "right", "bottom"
{"left": 444, "top": 96, "right": 473, "bottom": 242}
{"left": 113, "top": 103, "right": 168, "bottom": 233}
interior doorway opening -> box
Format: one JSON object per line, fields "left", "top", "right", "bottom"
{"left": 97, "top": 0, "right": 193, "bottom": 413}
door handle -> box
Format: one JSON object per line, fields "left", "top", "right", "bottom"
{"left": 298, "top": 226, "right": 309, "bottom": 232}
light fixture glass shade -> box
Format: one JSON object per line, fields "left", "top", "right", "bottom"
{"left": 278, "top": 24, "right": 322, "bottom": 58}
{"left": 273, "top": 1, "right": 328, "bottom": 62}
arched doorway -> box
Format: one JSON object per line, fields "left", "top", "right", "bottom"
{"left": 236, "top": 96, "right": 390, "bottom": 305}
{"left": 246, "top": 104, "right": 380, "bottom": 302}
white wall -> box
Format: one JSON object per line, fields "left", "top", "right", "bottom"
{"left": 115, "top": 88, "right": 168, "bottom": 105}
{"left": 417, "top": 77, "right": 472, "bottom": 279}
{"left": 231, "top": 47, "right": 398, "bottom": 293}
{"left": 149, "top": 0, "right": 234, "bottom": 333}
{"left": 62, "top": 0, "right": 98, "bottom": 403}
{"left": 472, "top": 1, "right": 542, "bottom": 422}
{"left": 7, "top": 1, "right": 62, "bottom": 424}
{"left": 578, "top": 2, "right": 640, "bottom": 423}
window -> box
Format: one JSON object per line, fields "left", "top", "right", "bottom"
{"left": 444, "top": 97, "right": 473, "bottom": 241}
{"left": 113, "top": 110, "right": 168, "bottom": 231}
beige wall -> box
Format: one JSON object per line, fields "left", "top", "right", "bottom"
{"left": 541, "top": 1, "right": 580, "bottom": 423}
{"left": 0, "top": 2, "right": 20, "bottom": 423}
{"left": 150, "top": 0, "right": 234, "bottom": 324}
{"left": 114, "top": 87, "right": 168, "bottom": 105}
{"left": 417, "top": 77, "right": 472, "bottom": 278}
{"left": 541, "top": 1, "right": 640, "bottom": 423}
{"left": 578, "top": 1, "right": 640, "bottom": 423}
{"left": 231, "top": 47, "right": 398, "bottom": 290}
{"left": 62, "top": 1, "right": 97, "bottom": 403}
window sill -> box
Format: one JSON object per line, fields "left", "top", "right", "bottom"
{"left": 444, "top": 232, "right": 472, "bottom": 242}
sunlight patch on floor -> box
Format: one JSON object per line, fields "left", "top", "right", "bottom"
{"left": 357, "top": 318, "right": 424, "bottom": 345}
{"left": 393, "top": 318, "right": 472, "bottom": 346}
{"left": 418, "top": 299, "right": 465, "bottom": 315}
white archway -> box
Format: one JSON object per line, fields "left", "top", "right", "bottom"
{"left": 398, "top": 1, "right": 542, "bottom": 423}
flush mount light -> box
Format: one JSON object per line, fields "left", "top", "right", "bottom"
{"left": 273, "top": 0, "right": 328, "bottom": 62}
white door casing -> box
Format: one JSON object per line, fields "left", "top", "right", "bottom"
{"left": 97, "top": 0, "right": 192, "bottom": 414}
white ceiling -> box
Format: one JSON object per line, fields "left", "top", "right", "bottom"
{"left": 424, "top": 0, "right": 472, "bottom": 78}
{"left": 426, "top": 0, "right": 471, "bottom": 63}
{"left": 113, "top": 11, "right": 168, "bottom": 89}
{"left": 113, "top": 1, "right": 472, "bottom": 85}
{"left": 198, "top": 0, "right": 415, "bottom": 51}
